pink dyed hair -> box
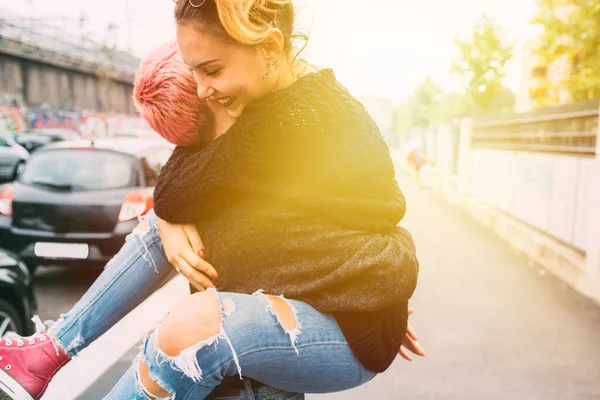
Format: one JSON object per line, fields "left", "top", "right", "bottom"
{"left": 133, "top": 40, "right": 212, "bottom": 147}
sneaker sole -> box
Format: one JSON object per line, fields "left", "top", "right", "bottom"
{"left": 0, "top": 369, "right": 34, "bottom": 400}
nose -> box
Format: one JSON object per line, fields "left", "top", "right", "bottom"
{"left": 196, "top": 82, "right": 216, "bottom": 100}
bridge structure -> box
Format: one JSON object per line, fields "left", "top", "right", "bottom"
{"left": 0, "top": 10, "right": 138, "bottom": 115}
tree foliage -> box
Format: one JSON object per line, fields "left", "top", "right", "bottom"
{"left": 532, "top": 0, "right": 600, "bottom": 103}
{"left": 391, "top": 78, "right": 442, "bottom": 131}
{"left": 452, "top": 15, "right": 514, "bottom": 112}
{"left": 391, "top": 78, "right": 468, "bottom": 131}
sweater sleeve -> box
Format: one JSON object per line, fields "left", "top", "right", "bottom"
{"left": 153, "top": 138, "right": 235, "bottom": 224}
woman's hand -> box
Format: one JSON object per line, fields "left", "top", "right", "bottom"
{"left": 399, "top": 308, "right": 426, "bottom": 362}
{"left": 157, "top": 217, "right": 219, "bottom": 291}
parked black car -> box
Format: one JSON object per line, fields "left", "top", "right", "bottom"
{"left": 0, "top": 138, "right": 173, "bottom": 274}
{"left": 0, "top": 131, "right": 28, "bottom": 183}
{"left": 0, "top": 248, "right": 36, "bottom": 336}
{"left": 14, "top": 128, "right": 81, "bottom": 153}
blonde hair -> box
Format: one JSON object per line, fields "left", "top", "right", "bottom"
{"left": 175, "top": 0, "right": 305, "bottom": 58}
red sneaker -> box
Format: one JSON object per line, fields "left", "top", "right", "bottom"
{"left": 0, "top": 329, "right": 70, "bottom": 400}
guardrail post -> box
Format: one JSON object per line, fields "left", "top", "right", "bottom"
{"left": 456, "top": 118, "right": 473, "bottom": 204}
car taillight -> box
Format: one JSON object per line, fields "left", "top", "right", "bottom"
{"left": 0, "top": 185, "right": 14, "bottom": 217}
{"left": 118, "top": 190, "right": 153, "bottom": 222}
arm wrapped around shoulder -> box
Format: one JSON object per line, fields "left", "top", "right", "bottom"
{"left": 153, "top": 140, "right": 236, "bottom": 224}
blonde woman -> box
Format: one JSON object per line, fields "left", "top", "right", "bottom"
{"left": 0, "top": 1, "right": 423, "bottom": 399}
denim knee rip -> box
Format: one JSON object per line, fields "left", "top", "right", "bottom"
{"left": 252, "top": 290, "right": 302, "bottom": 355}
{"left": 137, "top": 287, "right": 242, "bottom": 397}
{"left": 136, "top": 288, "right": 303, "bottom": 396}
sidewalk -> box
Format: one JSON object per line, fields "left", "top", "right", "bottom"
{"left": 70, "top": 174, "right": 600, "bottom": 399}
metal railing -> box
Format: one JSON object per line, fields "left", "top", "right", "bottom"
{"left": 472, "top": 100, "right": 599, "bottom": 155}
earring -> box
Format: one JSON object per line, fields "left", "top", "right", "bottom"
{"left": 260, "top": 60, "right": 279, "bottom": 80}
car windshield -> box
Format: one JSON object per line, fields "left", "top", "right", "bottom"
{"left": 20, "top": 149, "right": 136, "bottom": 191}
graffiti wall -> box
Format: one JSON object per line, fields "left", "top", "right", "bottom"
{"left": 0, "top": 105, "right": 145, "bottom": 138}
{"left": 26, "top": 107, "right": 80, "bottom": 131}
{"left": 0, "top": 107, "right": 25, "bottom": 134}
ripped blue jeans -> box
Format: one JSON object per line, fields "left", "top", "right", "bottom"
{"left": 46, "top": 209, "right": 375, "bottom": 399}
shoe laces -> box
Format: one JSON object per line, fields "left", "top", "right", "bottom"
{"left": 2, "top": 316, "right": 54, "bottom": 347}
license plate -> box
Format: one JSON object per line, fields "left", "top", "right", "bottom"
{"left": 34, "top": 243, "right": 90, "bottom": 260}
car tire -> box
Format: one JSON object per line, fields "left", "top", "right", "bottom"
{"left": 0, "top": 298, "right": 24, "bottom": 336}
{"left": 13, "top": 161, "right": 25, "bottom": 180}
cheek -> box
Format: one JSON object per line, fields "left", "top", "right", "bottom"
{"left": 226, "top": 53, "right": 267, "bottom": 100}
{"left": 238, "top": 69, "right": 271, "bottom": 100}
{"left": 221, "top": 75, "right": 259, "bottom": 100}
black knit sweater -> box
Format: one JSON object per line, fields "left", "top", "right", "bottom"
{"left": 154, "top": 69, "right": 419, "bottom": 373}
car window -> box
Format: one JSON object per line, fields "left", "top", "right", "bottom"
{"left": 20, "top": 149, "right": 136, "bottom": 191}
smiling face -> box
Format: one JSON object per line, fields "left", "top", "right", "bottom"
{"left": 177, "top": 24, "right": 276, "bottom": 119}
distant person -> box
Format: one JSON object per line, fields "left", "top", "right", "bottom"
{"left": 407, "top": 145, "right": 427, "bottom": 183}
{"left": 0, "top": 1, "right": 423, "bottom": 399}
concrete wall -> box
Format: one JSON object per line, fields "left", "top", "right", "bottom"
{"left": 470, "top": 149, "right": 592, "bottom": 251}
{"left": 0, "top": 54, "right": 135, "bottom": 113}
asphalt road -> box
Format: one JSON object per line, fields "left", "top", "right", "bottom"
{"left": 34, "top": 265, "right": 103, "bottom": 325}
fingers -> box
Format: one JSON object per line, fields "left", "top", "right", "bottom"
{"left": 402, "top": 334, "right": 426, "bottom": 357}
{"left": 399, "top": 346, "right": 413, "bottom": 362}
{"left": 177, "top": 264, "right": 215, "bottom": 292}
{"left": 407, "top": 308, "right": 418, "bottom": 340}
{"left": 175, "top": 246, "right": 219, "bottom": 292}
{"left": 182, "top": 224, "right": 206, "bottom": 260}
{"left": 407, "top": 322, "right": 418, "bottom": 341}
{"left": 180, "top": 247, "right": 219, "bottom": 280}
{"left": 171, "top": 254, "right": 215, "bottom": 291}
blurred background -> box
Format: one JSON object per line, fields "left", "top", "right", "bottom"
{"left": 0, "top": 0, "right": 599, "bottom": 399}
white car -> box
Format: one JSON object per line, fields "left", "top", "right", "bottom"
{"left": 0, "top": 131, "right": 28, "bottom": 182}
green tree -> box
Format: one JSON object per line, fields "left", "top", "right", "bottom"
{"left": 391, "top": 77, "right": 443, "bottom": 131}
{"left": 452, "top": 15, "right": 514, "bottom": 112}
{"left": 532, "top": 0, "right": 600, "bottom": 102}
{"left": 391, "top": 80, "right": 472, "bottom": 131}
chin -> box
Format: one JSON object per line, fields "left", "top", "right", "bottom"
{"left": 227, "top": 103, "right": 245, "bottom": 119}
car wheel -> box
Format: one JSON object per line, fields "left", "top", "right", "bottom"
{"left": 13, "top": 161, "right": 25, "bottom": 180}
{"left": 0, "top": 299, "right": 23, "bottom": 337}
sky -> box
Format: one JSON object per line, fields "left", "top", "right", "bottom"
{"left": 0, "top": 0, "right": 539, "bottom": 102}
